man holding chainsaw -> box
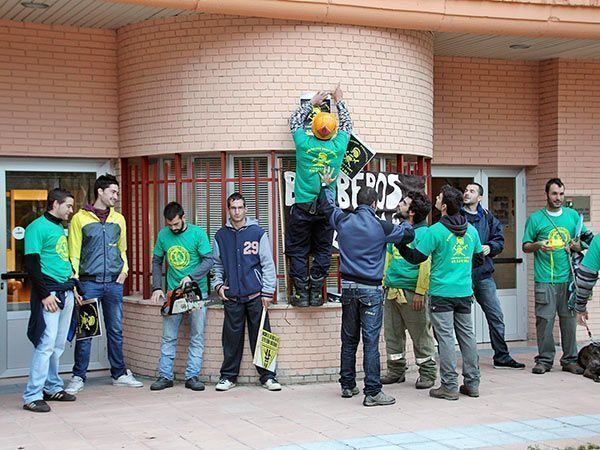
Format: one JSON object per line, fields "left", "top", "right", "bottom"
{"left": 150, "top": 202, "right": 214, "bottom": 391}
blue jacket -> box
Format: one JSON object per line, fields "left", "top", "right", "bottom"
{"left": 320, "top": 187, "right": 414, "bottom": 285}
{"left": 460, "top": 205, "right": 504, "bottom": 281}
{"left": 211, "top": 218, "right": 276, "bottom": 300}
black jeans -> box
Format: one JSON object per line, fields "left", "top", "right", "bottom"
{"left": 220, "top": 297, "right": 275, "bottom": 384}
{"left": 285, "top": 205, "right": 334, "bottom": 280}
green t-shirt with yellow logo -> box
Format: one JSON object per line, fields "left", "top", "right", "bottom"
{"left": 293, "top": 128, "right": 350, "bottom": 204}
{"left": 385, "top": 225, "right": 429, "bottom": 291}
{"left": 416, "top": 222, "right": 483, "bottom": 298}
{"left": 153, "top": 224, "right": 212, "bottom": 292}
{"left": 25, "top": 214, "right": 72, "bottom": 283}
{"left": 523, "top": 207, "right": 586, "bottom": 283}
{"left": 582, "top": 234, "right": 600, "bottom": 273}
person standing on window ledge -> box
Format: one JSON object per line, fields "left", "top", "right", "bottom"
{"left": 22, "top": 188, "right": 83, "bottom": 413}
{"left": 66, "top": 173, "right": 143, "bottom": 394}
{"left": 287, "top": 84, "right": 352, "bottom": 307}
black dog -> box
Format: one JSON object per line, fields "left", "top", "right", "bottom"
{"left": 578, "top": 342, "right": 600, "bottom": 382}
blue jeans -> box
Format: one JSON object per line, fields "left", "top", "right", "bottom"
{"left": 23, "top": 291, "right": 74, "bottom": 404}
{"left": 472, "top": 277, "right": 511, "bottom": 364}
{"left": 339, "top": 285, "right": 384, "bottom": 397}
{"left": 72, "top": 281, "right": 126, "bottom": 381}
{"left": 158, "top": 306, "right": 207, "bottom": 380}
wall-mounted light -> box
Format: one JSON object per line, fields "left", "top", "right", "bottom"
{"left": 509, "top": 43, "right": 531, "bottom": 50}
{"left": 21, "top": 1, "right": 50, "bottom": 9}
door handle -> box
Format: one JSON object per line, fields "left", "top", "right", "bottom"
{"left": 1, "top": 272, "right": 28, "bottom": 280}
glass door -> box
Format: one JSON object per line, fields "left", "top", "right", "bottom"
{"left": 431, "top": 167, "right": 527, "bottom": 343}
{"left": 0, "top": 158, "right": 112, "bottom": 378}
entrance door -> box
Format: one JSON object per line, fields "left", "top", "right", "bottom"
{"left": 0, "top": 158, "right": 111, "bottom": 378}
{"left": 431, "top": 167, "right": 527, "bottom": 343}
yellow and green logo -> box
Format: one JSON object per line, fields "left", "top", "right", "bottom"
{"left": 55, "top": 235, "right": 69, "bottom": 261}
{"left": 167, "top": 245, "right": 190, "bottom": 270}
{"left": 548, "top": 227, "right": 570, "bottom": 250}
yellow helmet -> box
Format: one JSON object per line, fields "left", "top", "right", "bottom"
{"left": 311, "top": 112, "right": 338, "bottom": 140}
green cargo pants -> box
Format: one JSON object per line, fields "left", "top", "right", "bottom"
{"left": 383, "top": 289, "right": 437, "bottom": 381}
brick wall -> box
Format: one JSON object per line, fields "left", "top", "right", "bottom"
{"left": 433, "top": 56, "right": 539, "bottom": 166}
{"left": 123, "top": 300, "right": 395, "bottom": 384}
{"left": 557, "top": 59, "right": 600, "bottom": 342}
{"left": 0, "top": 20, "right": 118, "bottom": 158}
{"left": 117, "top": 14, "right": 433, "bottom": 158}
{"left": 525, "top": 58, "right": 600, "bottom": 343}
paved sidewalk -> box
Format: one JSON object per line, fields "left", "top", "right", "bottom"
{"left": 1, "top": 349, "right": 599, "bottom": 450}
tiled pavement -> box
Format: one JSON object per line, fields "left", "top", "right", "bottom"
{"left": 1, "top": 348, "right": 600, "bottom": 450}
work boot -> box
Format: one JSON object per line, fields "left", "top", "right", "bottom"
{"left": 562, "top": 363, "right": 584, "bottom": 375}
{"left": 309, "top": 276, "right": 325, "bottom": 307}
{"left": 292, "top": 278, "right": 310, "bottom": 307}
{"left": 363, "top": 391, "right": 396, "bottom": 407}
{"left": 415, "top": 377, "right": 435, "bottom": 390}
{"left": 532, "top": 363, "right": 551, "bottom": 375}
{"left": 459, "top": 384, "right": 479, "bottom": 398}
{"left": 381, "top": 373, "right": 406, "bottom": 385}
{"left": 429, "top": 385, "right": 459, "bottom": 401}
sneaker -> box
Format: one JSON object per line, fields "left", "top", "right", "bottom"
{"left": 65, "top": 375, "right": 84, "bottom": 395}
{"left": 150, "top": 377, "right": 173, "bottom": 391}
{"left": 459, "top": 384, "right": 479, "bottom": 398}
{"left": 113, "top": 369, "right": 144, "bottom": 388}
{"left": 532, "top": 363, "right": 551, "bottom": 374}
{"left": 23, "top": 400, "right": 51, "bottom": 413}
{"left": 381, "top": 374, "right": 406, "bottom": 385}
{"left": 215, "top": 378, "right": 236, "bottom": 391}
{"left": 43, "top": 390, "right": 76, "bottom": 402}
{"left": 415, "top": 377, "right": 435, "bottom": 390}
{"left": 185, "top": 377, "right": 205, "bottom": 391}
{"left": 341, "top": 386, "right": 360, "bottom": 398}
{"left": 363, "top": 391, "right": 396, "bottom": 407}
{"left": 494, "top": 359, "right": 526, "bottom": 370}
{"left": 262, "top": 378, "right": 282, "bottom": 391}
{"left": 429, "top": 386, "right": 459, "bottom": 401}
{"left": 562, "top": 363, "right": 584, "bottom": 375}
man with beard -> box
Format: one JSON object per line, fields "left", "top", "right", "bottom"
{"left": 150, "top": 202, "right": 213, "bottom": 391}
{"left": 461, "top": 183, "right": 525, "bottom": 370}
{"left": 523, "top": 178, "right": 588, "bottom": 375}
{"left": 66, "top": 174, "right": 143, "bottom": 393}
{"left": 397, "top": 185, "right": 484, "bottom": 401}
{"left": 381, "top": 191, "right": 437, "bottom": 390}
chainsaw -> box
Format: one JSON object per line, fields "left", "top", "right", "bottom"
{"left": 161, "top": 281, "right": 211, "bottom": 316}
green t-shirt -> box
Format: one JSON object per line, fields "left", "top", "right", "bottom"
{"left": 293, "top": 128, "right": 350, "bottom": 204}
{"left": 416, "top": 221, "right": 483, "bottom": 298}
{"left": 581, "top": 232, "right": 600, "bottom": 273}
{"left": 385, "top": 225, "right": 428, "bottom": 290}
{"left": 153, "top": 224, "right": 212, "bottom": 292}
{"left": 523, "top": 207, "right": 586, "bottom": 283}
{"left": 24, "top": 215, "right": 72, "bottom": 283}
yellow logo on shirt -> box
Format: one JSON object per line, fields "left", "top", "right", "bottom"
{"left": 55, "top": 235, "right": 69, "bottom": 261}
{"left": 547, "top": 227, "right": 570, "bottom": 250}
{"left": 167, "top": 245, "right": 190, "bottom": 270}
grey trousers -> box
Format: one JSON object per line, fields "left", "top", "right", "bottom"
{"left": 383, "top": 290, "right": 437, "bottom": 381}
{"left": 430, "top": 296, "right": 480, "bottom": 392}
{"left": 534, "top": 282, "right": 578, "bottom": 368}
